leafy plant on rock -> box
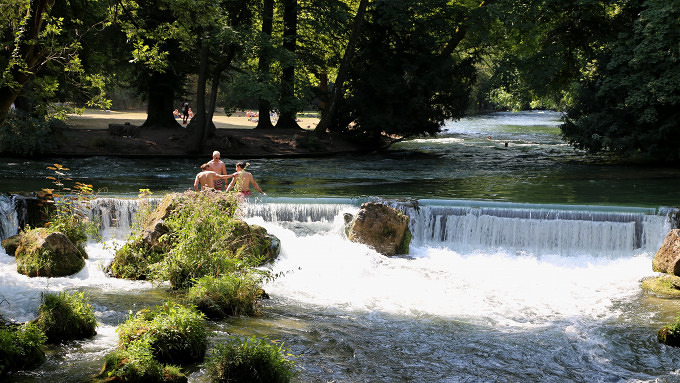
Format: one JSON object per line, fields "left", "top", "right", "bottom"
{"left": 31, "top": 291, "right": 97, "bottom": 343}
{"left": 0, "top": 318, "right": 46, "bottom": 376}
{"left": 204, "top": 335, "right": 296, "bottom": 383}
{"left": 186, "top": 273, "right": 265, "bottom": 319}
{"left": 116, "top": 302, "right": 207, "bottom": 364}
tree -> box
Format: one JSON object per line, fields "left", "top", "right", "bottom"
{"left": 561, "top": 0, "right": 680, "bottom": 162}
{"left": 319, "top": 0, "right": 488, "bottom": 143}
{"left": 274, "top": 0, "right": 302, "bottom": 129}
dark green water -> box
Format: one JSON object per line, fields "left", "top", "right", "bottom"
{"left": 2, "top": 111, "right": 679, "bottom": 208}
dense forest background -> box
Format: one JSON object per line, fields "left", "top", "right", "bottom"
{"left": 1, "top": 0, "right": 679, "bottom": 161}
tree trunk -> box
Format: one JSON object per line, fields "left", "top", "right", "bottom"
{"left": 141, "top": 73, "right": 182, "bottom": 129}
{"left": 274, "top": 0, "right": 301, "bottom": 130}
{"left": 0, "top": 0, "right": 54, "bottom": 124}
{"left": 314, "top": 0, "right": 369, "bottom": 135}
{"left": 189, "top": 38, "right": 210, "bottom": 154}
{"left": 255, "top": 0, "right": 274, "bottom": 129}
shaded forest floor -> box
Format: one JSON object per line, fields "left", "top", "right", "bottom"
{"left": 52, "top": 109, "right": 371, "bottom": 158}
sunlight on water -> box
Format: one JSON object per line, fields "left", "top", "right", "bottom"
{"left": 0, "top": 240, "right": 155, "bottom": 323}
{"left": 251, "top": 216, "right": 657, "bottom": 330}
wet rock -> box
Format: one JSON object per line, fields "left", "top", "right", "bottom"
{"left": 15, "top": 228, "right": 85, "bottom": 277}
{"left": 347, "top": 202, "right": 411, "bottom": 256}
{"left": 652, "top": 229, "right": 680, "bottom": 275}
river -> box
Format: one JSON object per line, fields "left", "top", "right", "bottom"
{"left": 2, "top": 110, "right": 680, "bottom": 382}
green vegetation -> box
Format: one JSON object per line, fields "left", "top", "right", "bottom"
{"left": 641, "top": 275, "right": 680, "bottom": 298}
{"left": 3, "top": 0, "right": 680, "bottom": 161}
{"left": 0, "top": 112, "right": 64, "bottom": 156}
{"left": 204, "top": 336, "right": 296, "bottom": 383}
{"left": 0, "top": 319, "right": 46, "bottom": 376}
{"left": 112, "top": 192, "right": 277, "bottom": 291}
{"left": 31, "top": 291, "right": 97, "bottom": 344}
{"left": 659, "top": 315, "right": 680, "bottom": 347}
{"left": 98, "top": 338, "right": 187, "bottom": 383}
{"left": 98, "top": 302, "right": 204, "bottom": 382}
{"left": 186, "top": 273, "right": 265, "bottom": 319}
{"left": 41, "top": 163, "right": 100, "bottom": 257}
{"left": 116, "top": 302, "right": 207, "bottom": 364}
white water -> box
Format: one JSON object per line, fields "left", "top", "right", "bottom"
{"left": 1, "top": 197, "right": 678, "bottom": 381}
{"left": 251, "top": 213, "right": 657, "bottom": 329}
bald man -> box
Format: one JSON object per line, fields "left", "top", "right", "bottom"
{"left": 194, "top": 163, "right": 234, "bottom": 191}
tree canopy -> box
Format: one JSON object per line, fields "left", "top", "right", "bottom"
{"left": 1, "top": 0, "right": 679, "bottom": 161}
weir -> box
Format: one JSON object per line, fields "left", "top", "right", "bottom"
{"left": 1, "top": 195, "right": 676, "bottom": 257}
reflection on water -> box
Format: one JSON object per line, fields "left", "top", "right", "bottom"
{"left": 1, "top": 111, "right": 680, "bottom": 207}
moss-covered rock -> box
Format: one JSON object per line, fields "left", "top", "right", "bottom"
{"left": 108, "top": 192, "right": 280, "bottom": 290}
{"left": 31, "top": 291, "right": 97, "bottom": 343}
{"left": 1, "top": 234, "right": 21, "bottom": 256}
{"left": 641, "top": 275, "right": 680, "bottom": 298}
{"left": 96, "top": 338, "right": 188, "bottom": 383}
{"left": 15, "top": 228, "right": 85, "bottom": 277}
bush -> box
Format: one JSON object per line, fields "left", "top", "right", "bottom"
{"left": 31, "top": 291, "right": 97, "bottom": 343}
{"left": 0, "top": 320, "right": 46, "bottom": 376}
{"left": 204, "top": 336, "right": 296, "bottom": 383}
{"left": 186, "top": 273, "right": 264, "bottom": 319}
{"left": 149, "top": 192, "right": 272, "bottom": 290}
{"left": 0, "top": 111, "right": 63, "bottom": 156}
{"left": 110, "top": 240, "right": 164, "bottom": 280}
{"left": 117, "top": 302, "right": 207, "bottom": 364}
{"left": 98, "top": 338, "right": 187, "bottom": 383}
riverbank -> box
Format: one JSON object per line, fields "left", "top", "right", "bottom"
{"left": 55, "top": 109, "right": 367, "bottom": 158}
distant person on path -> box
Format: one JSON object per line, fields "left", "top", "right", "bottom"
{"left": 207, "top": 151, "right": 229, "bottom": 190}
{"left": 226, "top": 162, "right": 265, "bottom": 197}
{"left": 194, "top": 163, "right": 234, "bottom": 191}
{"left": 182, "top": 101, "right": 190, "bottom": 124}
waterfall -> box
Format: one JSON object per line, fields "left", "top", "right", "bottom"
{"left": 0, "top": 195, "right": 18, "bottom": 240}
{"left": 392, "top": 200, "right": 672, "bottom": 257}
{"left": 2, "top": 196, "right": 675, "bottom": 258}
{"left": 88, "top": 197, "right": 159, "bottom": 239}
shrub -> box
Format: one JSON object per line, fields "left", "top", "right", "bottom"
{"left": 31, "top": 291, "right": 97, "bottom": 343}
{"left": 149, "top": 192, "right": 272, "bottom": 290}
{"left": 117, "top": 302, "right": 207, "bottom": 364}
{"left": 0, "top": 111, "right": 62, "bottom": 156}
{"left": 204, "top": 336, "right": 296, "bottom": 383}
{"left": 110, "top": 240, "right": 164, "bottom": 280}
{"left": 0, "top": 320, "right": 46, "bottom": 376}
{"left": 186, "top": 273, "right": 264, "bottom": 319}
{"left": 98, "top": 338, "right": 187, "bottom": 383}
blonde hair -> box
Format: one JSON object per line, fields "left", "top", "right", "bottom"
{"left": 212, "top": 151, "right": 220, "bottom": 158}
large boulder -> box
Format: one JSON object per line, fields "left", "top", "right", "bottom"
{"left": 652, "top": 229, "right": 680, "bottom": 275}
{"left": 15, "top": 228, "right": 85, "bottom": 277}
{"left": 347, "top": 202, "right": 411, "bottom": 256}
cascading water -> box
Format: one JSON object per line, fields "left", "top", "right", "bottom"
{"left": 4, "top": 110, "right": 680, "bottom": 381}
{"left": 0, "top": 195, "right": 18, "bottom": 240}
